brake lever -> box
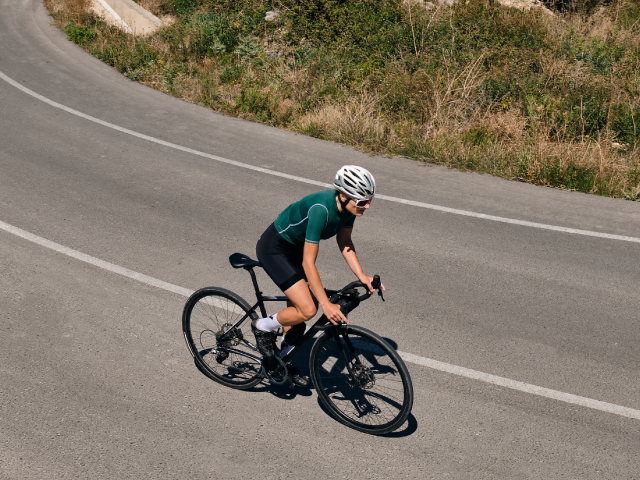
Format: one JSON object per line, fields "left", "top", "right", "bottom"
{"left": 371, "top": 274, "right": 385, "bottom": 301}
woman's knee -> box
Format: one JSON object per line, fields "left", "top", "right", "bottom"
{"left": 298, "top": 303, "right": 317, "bottom": 322}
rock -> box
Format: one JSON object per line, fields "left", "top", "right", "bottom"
{"left": 404, "top": 0, "right": 553, "bottom": 14}
{"left": 402, "top": 0, "right": 436, "bottom": 9}
{"left": 265, "top": 10, "right": 280, "bottom": 22}
{"left": 495, "top": 0, "right": 553, "bottom": 14}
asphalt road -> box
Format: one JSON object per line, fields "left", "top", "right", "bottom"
{"left": 1, "top": 1, "right": 640, "bottom": 478}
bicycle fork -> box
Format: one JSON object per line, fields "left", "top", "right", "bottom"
{"left": 331, "top": 326, "right": 368, "bottom": 389}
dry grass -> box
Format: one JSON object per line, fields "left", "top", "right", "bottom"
{"left": 46, "top": 0, "right": 90, "bottom": 23}
{"left": 137, "top": 0, "right": 164, "bottom": 16}
{"left": 419, "top": 54, "right": 487, "bottom": 138}
{"left": 485, "top": 109, "right": 528, "bottom": 140}
{"left": 296, "top": 92, "right": 394, "bottom": 149}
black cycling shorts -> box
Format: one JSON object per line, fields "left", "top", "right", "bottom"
{"left": 256, "top": 223, "right": 307, "bottom": 292}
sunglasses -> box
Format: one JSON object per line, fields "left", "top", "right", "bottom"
{"left": 352, "top": 198, "right": 373, "bottom": 208}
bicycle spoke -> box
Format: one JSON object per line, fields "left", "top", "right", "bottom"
{"left": 183, "top": 288, "right": 263, "bottom": 389}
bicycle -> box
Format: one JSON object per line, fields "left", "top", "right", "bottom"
{"left": 182, "top": 253, "right": 414, "bottom": 435}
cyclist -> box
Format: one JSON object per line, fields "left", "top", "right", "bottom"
{"left": 252, "top": 165, "right": 385, "bottom": 386}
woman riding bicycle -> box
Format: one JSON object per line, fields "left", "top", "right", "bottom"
{"left": 252, "top": 165, "right": 385, "bottom": 386}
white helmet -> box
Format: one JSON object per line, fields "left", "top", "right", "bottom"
{"left": 333, "top": 165, "right": 376, "bottom": 200}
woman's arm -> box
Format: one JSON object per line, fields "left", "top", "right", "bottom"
{"left": 336, "top": 227, "right": 386, "bottom": 294}
{"left": 302, "top": 242, "right": 348, "bottom": 324}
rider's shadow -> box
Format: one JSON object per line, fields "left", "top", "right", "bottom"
{"left": 312, "top": 334, "right": 418, "bottom": 437}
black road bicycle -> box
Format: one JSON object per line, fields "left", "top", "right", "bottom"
{"left": 182, "top": 253, "right": 414, "bottom": 435}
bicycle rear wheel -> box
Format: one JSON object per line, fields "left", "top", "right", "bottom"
{"left": 183, "top": 287, "right": 263, "bottom": 389}
{"left": 310, "top": 325, "right": 413, "bottom": 435}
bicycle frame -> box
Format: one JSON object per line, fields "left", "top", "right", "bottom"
{"left": 218, "top": 265, "right": 349, "bottom": 365}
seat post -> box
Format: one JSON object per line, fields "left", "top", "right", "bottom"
{"left": 247, "top": 267, "right": 267, "bottom": 318}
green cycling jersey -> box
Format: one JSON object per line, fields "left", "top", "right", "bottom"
{"left": 274, "top": 190, "right": 355, "bottom": 245}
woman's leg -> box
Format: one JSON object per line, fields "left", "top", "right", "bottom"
{"left": 276, "top": 279, "right": 317, "bottom": 326}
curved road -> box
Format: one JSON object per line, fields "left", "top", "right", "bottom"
{"left": 1, "top": 1, "right": 639, "bottom": 478}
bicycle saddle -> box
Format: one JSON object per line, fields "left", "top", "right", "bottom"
{"left": 229, "top": 253, "right": 261, "bottom": 269}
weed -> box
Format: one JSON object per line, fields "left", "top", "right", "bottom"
{"left": 65, "top": 23, "right": 96, "bottom": 44}
{"left": 220, "top": 65, "right": 242, "bottom": 84}
{"left": 235, "top": 35, "right": 260, "bottom": 58}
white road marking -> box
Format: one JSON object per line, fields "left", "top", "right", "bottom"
{"left": 1, "top": 69, "right": 639, "bottom": 244}
{"left": 1, "top": 218, "right": 639, "bottom": 421}
{"left": 0, "top": 219, "right": 192, "bottom": 297}
{"left": 399, "top": 352, "right": 640, "bottom": 421}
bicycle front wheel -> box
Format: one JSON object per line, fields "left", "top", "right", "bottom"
{"left": 310, "top": 325, "right": 413, "bottom": 435}
{"left": 182, "top": 287, "right": 263, "bottom": 389}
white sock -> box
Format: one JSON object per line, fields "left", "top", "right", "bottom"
{"left": 255, "top": 312, "right": 281, "bottom": 332}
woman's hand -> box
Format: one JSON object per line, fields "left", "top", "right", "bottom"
{"left": 320, "top": 301, "right": 348, "bottom": 325}
{"left": 360, "top": 275, "right": 386, "bottom": 295}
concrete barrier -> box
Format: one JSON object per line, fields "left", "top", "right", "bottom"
{"left": 93, "top": 0, "right": 163, "bottom": 35}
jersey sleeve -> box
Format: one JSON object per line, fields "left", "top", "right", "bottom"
{"left": 305, "top": 204, "right": 329, "bottom": 244}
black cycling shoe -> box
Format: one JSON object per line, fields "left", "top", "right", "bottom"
{"left": 286, "top": 363, "right": 310, "bottom": 388}
{"left": 251, "top": 320, "right": 287, "bottom": 384}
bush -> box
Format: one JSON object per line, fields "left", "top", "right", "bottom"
{"left": 65, "top": 23, "right": 96, "bottom": 44}
{"left": 168, "top": 0, "right": 197, "bottom": 15}
{"left": 219, "top": 65, "right": 242, "bottom": 84}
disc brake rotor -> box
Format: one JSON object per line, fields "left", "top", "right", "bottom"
{"left": 216, "top": 323, "right": 243, "bottom": 347}
{"left": 352, "top": 364, "right": 375, "bottom": 389}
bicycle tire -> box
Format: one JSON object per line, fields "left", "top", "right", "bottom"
{"left": 310, "top": 325, "right": 413, "bottom": 435}
{"left": 183, "top": 287, "right": 263, "bottom": 389}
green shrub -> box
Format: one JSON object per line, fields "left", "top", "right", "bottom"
{"left": 239, "top": 88, "right": 272, "bottom": 122}
{"left": 65, "top": 24, "right": 96, "bottom": 44}
{"left": 168, "top": 0, "right": 197, "bottom": 15}
{"left": 91, "top": 40, "right": 157, "bottom": 73}
{"left": 462, "top": 127, "right": 495, "bottom": 146}
{"left": 235, "top": 35, "right": 260, "bottom": 58}
{"left": 617, "top": 0, "right": 640, "bottom": 28}
{"left": 220, "top": 65, "right": 242, "bottom": 84}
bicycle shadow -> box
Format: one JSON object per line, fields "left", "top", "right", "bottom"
{"left": 193, "top": 335, "right": 418, "bottom": 436}
{"left": 315, "top": 398, "right": 418, "bottom": 437}
{"left": 374, "top": 337, "right": 419, "bottom": 437}
{"left": 245, "top": 339, "right": 317, "bottom": 399}
{"left": 235, "top": 337, "right": 403, "bottom": 401}
{"left": 312, "top": 334, "right": 418, "bottom": 438}
{"left": 191, "top": 355, "right": 315, "bottom": 399}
